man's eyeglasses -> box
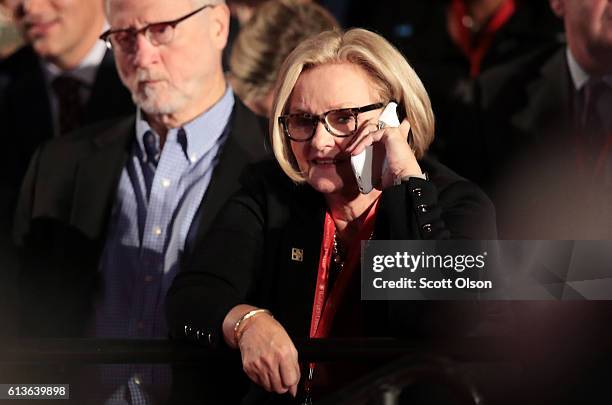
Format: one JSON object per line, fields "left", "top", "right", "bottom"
{"left": 278, "top": 103, "right": 384, "bottom": 142}
{"left": 100, "top": 4, "right": 213, "bottom": 53}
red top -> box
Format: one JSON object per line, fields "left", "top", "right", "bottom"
{"left": 303, "top": 199, "right": 380, "bottom": 400}
{"left": 309, "top": 199, "right": 379, "bottom": 339}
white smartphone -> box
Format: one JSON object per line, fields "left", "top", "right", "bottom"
{"left": 350, "top": 102, "right": 400, "bottom": 194}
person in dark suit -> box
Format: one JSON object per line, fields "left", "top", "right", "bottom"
{"left": 459, "top": 0, "right": 612, "bottom": 238}
{"left": 167, "top": 28, "right": 496, "bottom": 404}
{"left": 0, "top": 0, "right": 133, "bottom": 233}
{"left": 13, "top": 0, "right": 268, "bottom": 402}
{"left": 0, "top": 0, "right": 132, "bottom": 351}
{"left": 455, "top": 2, "right": 612, "bottom": 402}
{"left": 339, "top": 0, "right": 563, "bottom": 163}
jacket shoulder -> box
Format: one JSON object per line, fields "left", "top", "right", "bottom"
{"left": 420, "top": 155, "right": 469, "bottom": 188}
{"left": 478, "top": 45, "right": 563, "bottom": 107}
{"left": 229, "top": 99, "right": 271, "bottom": 160}
{"left": 34, "top": 115, "right": 134, "bottom": 167}
{"left": 421, "top": 156, "right": 492, "bottom": 204}
{"left": 237, "top": 159, "right": 298, "bottom": 200}
{"left": 13, "top": 115, "right": 134, "bottom": 242}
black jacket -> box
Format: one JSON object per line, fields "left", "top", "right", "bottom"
{"left": 13, "top": 100, "right": 270, "bottom": 338}
{"left": 166, "top": 156, "right": 496, "bottom": 404}
{"left": 0, "top": 45, "right": 134, "bottom": 341}
{"left": 0, "top": 46, "right": 133, "bottom": 232}
{"left": 461, "top": 46, "right": 611, "bottom": 238}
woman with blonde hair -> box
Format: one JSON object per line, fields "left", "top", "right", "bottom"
{"left": 168, "top": 28, "right": 496, "bottom": 403}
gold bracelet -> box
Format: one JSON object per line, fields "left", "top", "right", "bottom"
{"left": 233, "top": 308, "right": 272, "bottom": 344}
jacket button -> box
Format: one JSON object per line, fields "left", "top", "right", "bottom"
{"left": 417, "top": 204, "right": 429, "bottom": 213}
{"left": 184, "top": 325, "right": 193, "bottom": 337}
{"left": 422, "top": 224, "right": 433, "bottom": 233}
{"left": 208, "top": 332, "right": 213, "bottom": 345}
{"left": 412, "top": 187, "right": 423, "bottom": 197}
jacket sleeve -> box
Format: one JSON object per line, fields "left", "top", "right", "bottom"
{"left": 166, "top": 183, "right": 266, "bottom": 348}
{"left": 376, "top": 176, "right": 498, "bottom": 337}
{"left": 376, "top": 177, "right": 497, "bottom": 240}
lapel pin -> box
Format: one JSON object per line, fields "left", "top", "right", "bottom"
{"left": 291, "top": 248, "right": 304, "bottom": 262}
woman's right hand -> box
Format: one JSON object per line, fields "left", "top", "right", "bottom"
{"left": 223, "top": 305, "right": 301, "bottom": 396}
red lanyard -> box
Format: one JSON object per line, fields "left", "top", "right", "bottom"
{"left": 309, "top": 199, "right": 379, "bottom": 339}
{"left": 303, "top": 200, "right": 379, "bottom": 403}
{"left": 450, "top": 0, "right": 516, "bottom": 77}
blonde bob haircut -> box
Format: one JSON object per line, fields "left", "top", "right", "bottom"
{"left": 270, "top": 28, "right": 435, "bottom": 183}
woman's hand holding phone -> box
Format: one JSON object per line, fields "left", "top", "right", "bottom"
{"left": 347, "top": 102, "right": 423, "bottom": 192}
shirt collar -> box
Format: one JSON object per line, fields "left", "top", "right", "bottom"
{"left": 42, "top": 36, "right": 108, "bottom": 88}
{"left": 566, "top": 47, "right": 590, "bottom": 91}
{"left": 135, "top": 86, "right": 235, "bottom": 164}
{"left": 566, "top": 46, "right": 612, "bottom": 91}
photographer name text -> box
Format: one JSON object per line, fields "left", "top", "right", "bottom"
{"left": 370, "top": 251, "right": 493, "bottom": 290}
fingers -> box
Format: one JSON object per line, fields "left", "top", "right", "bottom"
{"left": 343, "top": 121, "right": 422, "bottom": 190}
{"left": 345, "top": 123, "right": 383, "bottom": 156}
{"left": 243, "top": 347, "right": 299, "bottom": 394}
{"left": 244, "top": 365, "right": 272, "bottom": 392}
{"left": 289, "top": 383, "right": 298, "bottom": 398}
{"left": 279, "top": 349, "right": 301, "bottom": 396}
{"left": 238, "top": 316, "right": 300, "bottom": 395}
{"left": 268, "top": 344, "right": 300, "bottom": 394}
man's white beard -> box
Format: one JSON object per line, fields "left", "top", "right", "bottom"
{"left": 133, "top": 86, "right": 189, "bottom": 116}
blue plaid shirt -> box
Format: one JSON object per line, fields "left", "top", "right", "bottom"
{"left": 92, "top": 88, "right": 235, "bottom": 403}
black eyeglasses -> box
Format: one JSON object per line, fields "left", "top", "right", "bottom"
{"left": 100, "top": 4, "right": 213, "bottom": 53}
{"left": 278, "top": 102, "right": 384, "bottom": 142}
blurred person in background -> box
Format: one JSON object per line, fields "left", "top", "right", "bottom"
{"left": 342, "top": 0, "right": 563, "bottom": 172}
{"left": 228, "top": 0, "right": 335, "bottom": 27}
{"left": 228, "top": 0, "right": 270, "bottom": 25}
{"left": 13, "top": 0, "right": 269, "bottom": 402}
{"left": 168, "top": 28, "right": 496, "bottom": 404}
{"left": 224, "top": 0, "right": 345, "bottom": 71}
{"left": 464, "top": 0, "right": 612, "bottom": 239}
{"left": 224, "top": 0, "right": 270, "bottom": 69}
{"left": 461, "top": 2, "right": 612, "bottom": 403}
{"left": 0, "top": 0, "right": 133, "bottom": 364}
{"left": 0, "top": 0, "right": 133, "bottom": 270}
{"left": 229, "top": 0, "right": 338, "bottom": 119}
